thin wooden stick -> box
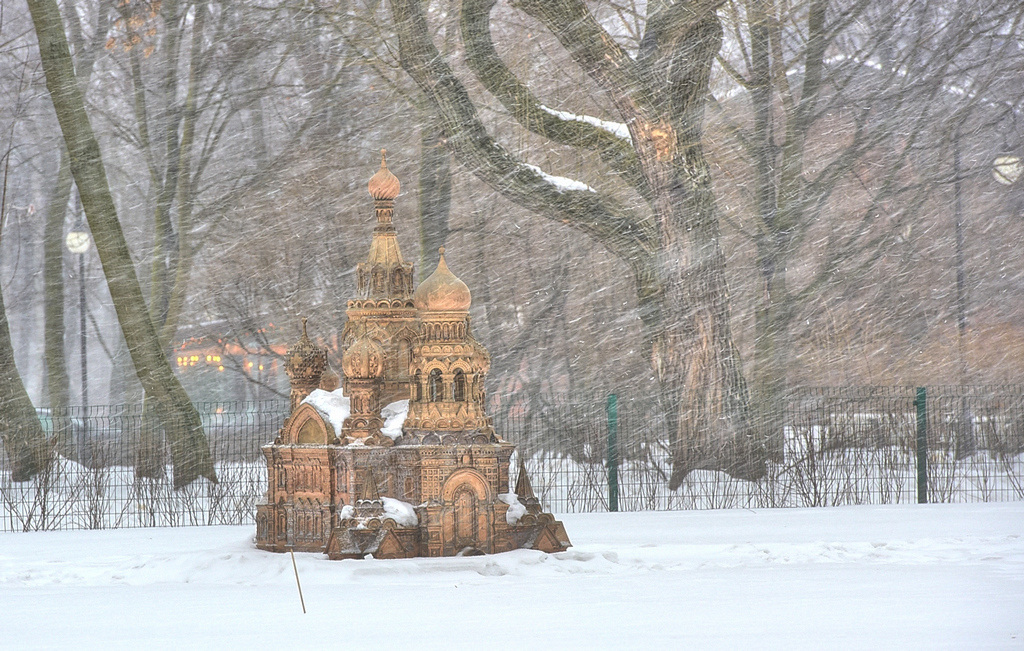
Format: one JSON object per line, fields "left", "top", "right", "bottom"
{"left": 289, "top": 547, "right": 306, "bottom": 614}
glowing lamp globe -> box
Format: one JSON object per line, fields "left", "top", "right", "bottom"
{"left": 66, "top": 230, "right": 91, "bottom": 254}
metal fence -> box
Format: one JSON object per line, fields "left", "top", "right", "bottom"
{"left": 0, "top": 402, "right": 284, "bottom": 532}
{"left": 1, "top": 387, "right": 1022, "bottom": 532}
{"left": 507, "top": 386, "right": 1024, "bottom": 512}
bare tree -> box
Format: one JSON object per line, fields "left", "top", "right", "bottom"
{"left": 0, "top": 5, "right": 53, "bottom": 480}
{"left": 42, "top": 2, "right": 110, "bottom": 454}
{"left": 26, "top": 0, "right": 216, "bottom": 488}
{"left": 384, "top": 0, "right": 764, "bottom": 484}
{"left": 710, "top": 0, "right": 1024, "bottom": 418}
{"left": 1, "top": 152, "right": 51, "bottom": 481}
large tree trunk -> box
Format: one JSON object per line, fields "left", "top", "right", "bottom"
{"left": 43, "top": 146, "right": 72, "bottom": 413}
{"left": 1, "top": 150, "right": 49, "bottom": 479}
{"left": 417, "top": 113, "right": 452, "bottom": 281}
{"left": 636, "top": 8, "right": 761, "bottom": 485}
{"left": 390, "top": 0, "right": 763, "bottom": 484}
{"left": 0, "top": 234, "right": 51, "bottom": 481}
{"left": 654, "top": 164, "right": 760, "bottom": 485}
{"left": 27, "top": 0, "right": 215, "bottom": 488}
{"left": 742, "top": 0, "right": 827, "bottom": 462}
{"left": 515, "top": 0, "right": 762, "bottom": 481}
{"left": 43, "top": 146, "right": 74, "bottom": 459}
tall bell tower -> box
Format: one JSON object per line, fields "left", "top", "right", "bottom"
{"left": 342, "top": 150, "right": 419, "bottom": 403}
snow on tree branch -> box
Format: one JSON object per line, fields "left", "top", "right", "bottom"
{"left": 524, "top": 163, "right": 596, "bottom": 193}
{"left": 538, "top": 104, "right": 633, "bottom": 144}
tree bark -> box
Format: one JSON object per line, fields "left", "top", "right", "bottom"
{"left": 418, "top": 112, "right": 452, "bottom": 281}
{"left": 42, "top": 145, "right": 73, "bottom": 459}
{"left": 27, "top": 0, "right": 216, "bottom": 488}
{"left": 0, "top": 169, "right": 51, "bottom": 480}
{"left": 43, "top": 146, "right": 72, "bottom": 414}
{"left": 0, "top": 280, "right": 50, "bottom": 481}
{"left": 633, "top": 2, "right": 760, "bottom": 484}
{"left": 390, "top": 0, "right": 762, "bottom": 483}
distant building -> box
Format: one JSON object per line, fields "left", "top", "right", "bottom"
{"left": 171, "top": 328, "right": 289, "bottom": 404}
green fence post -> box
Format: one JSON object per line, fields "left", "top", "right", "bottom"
{"left": 606, "top": 394, "right": 619, "bottom": 512}
{"left": 915, "top": 387, "right": 928, "bottom": 504}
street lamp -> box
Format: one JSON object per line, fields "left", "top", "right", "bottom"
{"left": 66, "top": 222, "right": 91, "bottom": 458}
{"left": 950, "top": 132, "right": 976, "bottom": 457}
{"left": 993, "top": 155, "right": 1022, "bottom": 186}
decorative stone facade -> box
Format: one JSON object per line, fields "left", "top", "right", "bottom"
{"left": 255, "top": 152, "right": 570, "bottom": 559}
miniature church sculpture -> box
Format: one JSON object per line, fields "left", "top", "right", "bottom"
{"left": 255, "top": 152, "right": 571, "bottom": 559}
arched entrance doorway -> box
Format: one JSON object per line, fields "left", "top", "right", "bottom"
{"left": 440, "top": 468, "right": 492, "bottom": 554}
{"left": 453, "top": 487, "right": 478, "bottom": 548}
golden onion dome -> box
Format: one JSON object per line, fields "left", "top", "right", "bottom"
{"left": 367, "top": 149, "right": 400, "bottom": 201}
{"left": 342, "top": 334, "right": 385, "bottom": 380}
{"left": 285, "top": 317, "right": 327, "bottom": 380}
{"left": 413, "top": 247, "right": 471, "bottom": 312}
{"left": 319, "top": 365, "right": 340, "bottom": 392}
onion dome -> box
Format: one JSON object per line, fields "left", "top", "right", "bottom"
{"left": 342, "top": 334, "right": 385, "bottom": 380}
{"left": 319, "top": 365, "right": 340, "bottom": 392}
{"left": 413, "top": 247, "right": 471, "bottom": 312}
{"left": 367, "top": 149, "right": 400, "bottom": 201}
{"left": 285, "top": 317, "right": 327, "bottom": 381}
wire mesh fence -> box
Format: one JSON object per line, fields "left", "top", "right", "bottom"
{"left": 0, "top": 402, "right": 284, "bottom": 532}
{"left": 507, "top": 386, "right": 1024, "bottom": 512}
{"left": 1, "top": 387, "right": 1022, "bottom": 531}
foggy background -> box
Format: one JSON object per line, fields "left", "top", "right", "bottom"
{"left": 2, "top": 0, "right": 1022, "bottom": 412}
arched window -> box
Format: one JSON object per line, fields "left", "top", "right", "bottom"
{"left": 453, "top": 370, "right": 467, "bottom": 402}
{"left": 397, "top": 339, "right": 411, "bottom": 375}
{"left": 429, "top": 369, "right": 443, "bottom": 402}
{"left": 414, "top": 370, "right": 422, "bottom": 402}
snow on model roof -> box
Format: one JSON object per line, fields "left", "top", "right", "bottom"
{"left": 381, "top": 497, "right": 418, "bottom": 527}
{"left": 380, "top": 399, "right": 409, "bottom": 440}
{"left": 338, "top": 498, "right": 418, "bottom": 527}
{"left": 301, "top": 389, "right": 409, "bottom": 440}
{"left": 498, "top": 493, "right": 527, "bottom": 525}
{"left": 301, "top": 388, "right": 349, "bottom": 438}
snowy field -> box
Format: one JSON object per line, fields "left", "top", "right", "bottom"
{"left": 1, "top": 503, "right": 1022, "bottom": 649}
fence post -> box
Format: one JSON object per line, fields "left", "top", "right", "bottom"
{"left": 606, "top": 394, "right": 619, "bottom": 512}
{"left": 915, "top": 387, "right": 928, "bottom": 504}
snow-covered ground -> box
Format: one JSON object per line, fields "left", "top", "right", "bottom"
{"left": 1, "top": 503, "right": 1021, "bottom": 649}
